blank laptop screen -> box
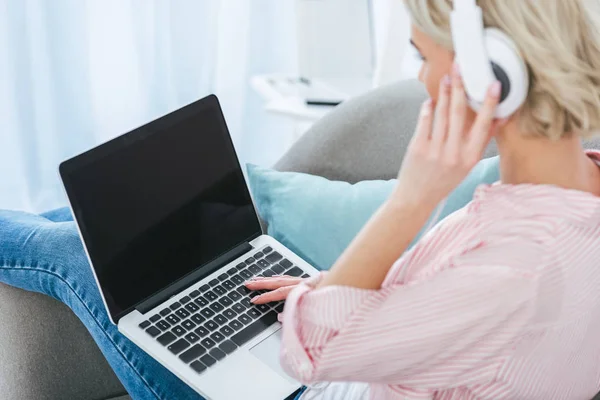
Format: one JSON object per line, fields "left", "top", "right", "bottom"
{"left": 60, "top": 96, "right": 261, "bottom": 321}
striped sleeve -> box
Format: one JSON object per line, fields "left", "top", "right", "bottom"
{"left": 280, "top": 260, "right": 537, "bottom": 388}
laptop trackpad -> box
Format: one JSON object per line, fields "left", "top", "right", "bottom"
{"left": 250, "top": 329, "right": 295, "bottom": 382}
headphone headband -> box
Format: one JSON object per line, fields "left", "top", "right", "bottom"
{"left": 450, "top": 0, "right": 496, "bottom": 104}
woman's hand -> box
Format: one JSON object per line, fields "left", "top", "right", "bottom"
{"left": 392, "top": 64, "right": 504, "bottom": 210}
{"left": 244, "top": 276, "right": 306, "bottom": 304}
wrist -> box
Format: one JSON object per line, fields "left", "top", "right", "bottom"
{"left": 383, "top": 196, "right": 435, "bottom": 225}
{"left": 388, "top": 188, "right": 439, "bottom": 215}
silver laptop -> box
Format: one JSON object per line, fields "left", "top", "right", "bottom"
{"left": 59, "top": 95, "right": 318, "bottom": 400}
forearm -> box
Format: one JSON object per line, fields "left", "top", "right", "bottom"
{"left": 317, "top": 196, "right": 434, "bottom": 290}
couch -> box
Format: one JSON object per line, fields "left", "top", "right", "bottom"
{"left": 2, "top": 79, "right": 599, "bottom": 399}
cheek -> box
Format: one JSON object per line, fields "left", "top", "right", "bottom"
{"left": 420, "top": 63, "right": 444, "bottom": 101}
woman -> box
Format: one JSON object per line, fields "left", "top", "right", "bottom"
{"left": 247, "top": 0, "right": 600, "bottom": 398}
{"left": 2, "top": 0, "right": 600, "bottom": 399}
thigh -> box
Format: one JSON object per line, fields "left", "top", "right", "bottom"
{"left": 0, "top": 210, "right": 202, "bottom": 400}
{"left": 40, "top": 207, "right": 74, "bottom": 222}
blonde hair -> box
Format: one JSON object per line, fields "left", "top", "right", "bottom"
{"left": 404, "top": 0, "right": 600, "bottom": 139}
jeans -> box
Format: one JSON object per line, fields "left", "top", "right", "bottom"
{"left": 0, "top": 208, "right": 209, "bottom": 400}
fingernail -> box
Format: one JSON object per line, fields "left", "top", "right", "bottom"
{"left": 442, "top": 74, "right": 451, "bottom": 87}
{"left": 421, "top": 99, "right": 432, "bottom": 116}
{"left": 490, "top": 81, "right": 501, "bottom": 97}
{"left": 250, "top": 296, "right": 260, "bottom": 304}
{"left": 452, "top": 62, "right": 460, "bottom": 76}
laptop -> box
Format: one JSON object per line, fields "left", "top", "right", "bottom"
{"left": 59, "top": 95, "right": 319, "bottom": 400}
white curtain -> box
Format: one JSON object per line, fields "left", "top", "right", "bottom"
{"left": 0, "top": 0, "right": 298, "bottom": 212}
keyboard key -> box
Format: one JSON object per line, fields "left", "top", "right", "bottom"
{"left": 257, "top": 259, "right": 270, "bottom": 269}
{"left": 170, "top": 302, "right": 182, "bottom": 311}
{"left": 191, "top": 314, "right": 206, "bottom": 325}
{"left": 246, "top": 309, "right": 261, "bottom": 319}
{"left": 181, "top": 320, "right": 196, "bottom": 330}
{"left": 166, "top": 314, "right": 181, "bottom": 324}
{"left": 263, "top": 246, "right": 273, "bottom": 254}
{"left": 210, "top": 332, "right": 226, "bottom": 343}
{"left": 214, "top": 314, "right": 228, "bottom": 326}
{"left": 279, "top": 259, "right": 293, "bottom": 269}
{"left": 190, "top": 360, "right": 207, "bottom": 374}
{"left": 157, "top": 331, "right": 177, "bottom": 346}
{"left": 266, "top": 252, "right": 283, "bottom": 263}
{"left": 180, "top": 296, "right": 191, "bottom": 304}
{"left": 236, "top": 286, "right": 251, "bottom": 296}
{"left": 232, "top": 303, "right": 247, "bottom": 314}
{"left": 146, "top": 326, "right": 161, "bottom": 337}
{"left": 160, "top": 308, "right": 171, "bottom": 317}
{"left": 210, "top": 302, "right": 225, "bottom": 313}
{"left": 229, "top": 291, "right": 243, "bottom": 301}
{"left": 210, "top": 348, "right": 226, "bottom": 361}
{"left": 220, "top": 325, "right": 234, "bottom": 336}
{"left": 219, "top": 340, "right": 238, "bottom": 354}
{"left": 194, "top": 326, "right": 210, "bottom": 337}
{"left": 149, "top": 314, "right": 161, "bottom": 323}
{"left": 227, "top": 267, "right": 238, "bottom": 276}
{"left": 286, "top": 267, "right": 304, "bottom": 277}
{"left": 209, "top": 279, "right": 220, "bottom": 287}
{"left": 204, "top": 320, "right": 219, "bottom": 331}
{"left": 245, "top": 257, "right": 255, "bottom": 264}
{"left": 231, "top": 275, "right": 244, "bottom": 285}
{"left": 185, "top": 332, "right": 201, "bottom": 344}
{"left": 176, "top": 309, "right": 191, "bottom": 319}
{"left": 172, "top": 325, "right": 186, "bottom": 337}
{"left": 156, "top": 320, "right": 172, "bottom": 331}
{"left": 200, "top": 338, "right": 216, "bottom": 350}
{"left": 255, "top": 303, "right": 270, "bottom": 313}
{"left": 236, "top": 262, "right": 246, "bottom": 271}
{"left": 239, "top": 270, "right": 252, "bottom": 279}
{"left": 139, "top": 320, "right": 151, "bottom": 329}
{"left": 200, "top": 309, "right": 215, "bottom": 318}
{"left": 200, "top": 354, "right": 217, "bottom": 367}
{"left": 180, "top": 344, "right": 206, "bottom": 363}
{"left": 222, "top": 280, "right": 236, "bottom": 290}
{"left": 241, "top": 298, "right": 252, "bottom": 308}
{"left": 253, "top": 251, "right": 264, "bottom": 259}
{"left": 238, "top": 314, "right": 252, "bottom": 325}
{"left": 219, "top": 297, "right": 234, "bottom": 307}
{"left": 200, "top": 284, "right": 211, "bottom": 292}
{"left": 218, "top": 273, "right": 229, "bottom": 282}
{"left": 168, "top": 338, "right": 190, "bottom": 354}
{"left": 231, "top": 311, "right": 278, "bottom": 346}
{"left": 204, "top": 291, "right": 218, "bottom": 302}
{"left": 229, "top": 320, "right": 244, "bottom": 331}
{"left": 248, "top": 264, "right": 261, "bottom": 275}
{"left": 213, "top": 286, "right": 227, "bottom": 296}
{"left": 271, "top": 263, "right": 285, "bottom": 274}
{"left": 262, "top": 270, "right": 274, "bottom": 277}
{"left": 185, "top": 302, "right": 200, "bottom": 312}
{"left": 223, "top": 309, "right": 237, "bottom": 320}
{"left": 194, "top": 296, "right": 209, "bottom": 307}
{"left": 189, "top": 290, "right": 201, "bottom": 298}
{"left": 275, "top": 303, "right": 285, "bottom": 313}
{"left": 302, "top": 274, "right": 310, "bottom": 278}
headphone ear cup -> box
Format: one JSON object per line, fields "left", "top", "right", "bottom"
{"left": 483, "top": 28, "right": 529, "bottom": 118}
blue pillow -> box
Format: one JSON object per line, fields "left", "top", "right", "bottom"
{"left": 247, "top": 156, "right": 500, "bottom": 271}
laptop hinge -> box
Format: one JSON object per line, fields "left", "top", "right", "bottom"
{"left": 136, "top": 242, "right": 254, "bottom": 315}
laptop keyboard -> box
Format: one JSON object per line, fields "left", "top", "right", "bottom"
{"left": 137, "top": 246, "right": 311, "bottom": 374}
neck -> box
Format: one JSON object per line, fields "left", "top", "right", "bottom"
{"left": 496, "top": 120, "right": 600, "bottom": 194}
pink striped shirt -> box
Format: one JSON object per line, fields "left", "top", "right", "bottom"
{"left": 280, "top": 152, "right": 600, "bottom": 399}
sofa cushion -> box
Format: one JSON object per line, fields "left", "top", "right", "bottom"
{"left": 247, "top": 156, "right": 500, "bottom": 270}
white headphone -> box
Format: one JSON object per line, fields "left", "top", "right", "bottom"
{"left": 451, "top": 0, "right": 529, "bottom": 118}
